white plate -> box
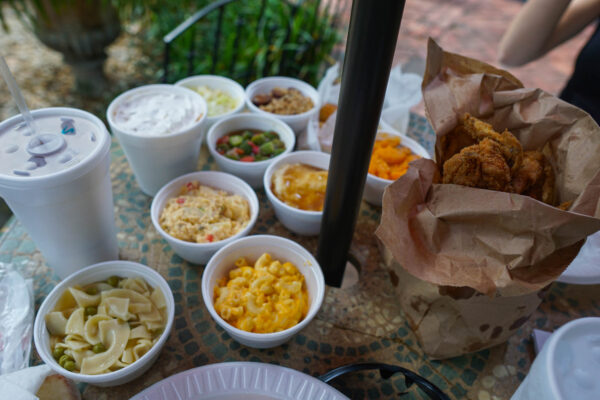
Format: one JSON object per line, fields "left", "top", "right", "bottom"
{"left": 130, "top": 362, "right": 349, "bottom": 400}
{"left": 557, "top": 231, "right": 600, "bottom": 284}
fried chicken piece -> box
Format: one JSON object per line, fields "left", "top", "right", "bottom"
{"left": 509, "top": 150, "right": 555, "bottom": 204}
{"left": 442, "top": 138, "right": 511, "bottom": 191}
{"left": 460, "top": 113, "right": 523, "bottom": 174}
{"left": 437, "top": 126, "right": 477, "bottom": 168}
{"left": 441, "top": 113, "right": 558, "bottom": 205}
{"left": 558, "top": 200, "right": 573, "bottom": 210}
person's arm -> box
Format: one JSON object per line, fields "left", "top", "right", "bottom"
{"left": 498, "top": 0, "right": 600, "bottom": 66}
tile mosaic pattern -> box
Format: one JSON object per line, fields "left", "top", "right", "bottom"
{"left": 1, "top": 115, "right": 598, "bottom": 400}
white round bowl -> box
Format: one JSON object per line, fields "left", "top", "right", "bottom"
{"left": 263, "top": 151, "right": 330, "bottom": 236}
{"left": 202, "top": 235, "right": 325, "bottom": 348}
{"left": 364, "top": 131, "right": 431, "bottom": 207}
{"left": 106, "top": 84, "right": 207, "bottom": 196}
{"left": 175, "top": 75, "right": 246, "bottom": 135}
{"left": 150, "top": 171, "right": 259, "bottom": 264}
{"left": 206, "top": 113, "right": 296, "bottom": 188}
{"left": 33, "top": 260, "right": 175, "bottom": 387}
{"left": 245, "top": 76, "right": 320, "bottom": 134}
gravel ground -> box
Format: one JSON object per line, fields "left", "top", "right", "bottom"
{"left": 0, "top": 7, "right": 156, "bottom": 123}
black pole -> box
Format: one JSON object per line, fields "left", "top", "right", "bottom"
{"left": 316, "top": 0, "right": 406, "bottom": 287}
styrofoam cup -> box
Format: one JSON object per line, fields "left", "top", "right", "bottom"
{"left": 202, "top": 235, "right": 325, "bottom": 348}
{"left": 0, "top": 108, "right": 118, "bottom": 278}
{"left": 174, "top": 75, "right": 246, "bottom": 137}
{"left": 263, "top": 151, "right": 330, "bottom": 235}
{"left": 363, "top": 131, "right": 431, "bottom": 207}
{"left": 511, "top": 317, "right": 600, "bottom": 400}
{"left": 206, "top": 113, "right": 295, "bottom": 188}
{"left": 107, "top": 84, "right": 207, "bottom": 196}
{"left": 245, "top": 77, "right": 320, "bottom": 135}
{"left": 34, "top": 260, "right": 175, "bottom": 386}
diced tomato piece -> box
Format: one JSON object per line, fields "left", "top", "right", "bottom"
{"left": 206, "top": 234, "right": 214, "bottom": 242}
{"left": 240, "top": 155, "right": 255, "bottom": 162}
{"left": 216, "top": 136, "right": 229, "bottom": 145}
{"left": 233, "top": 147, "right": 244, "bottom": 155}
{"left": 250, "top": 142, "right": 260, "bottom": 154}
{"left": 176, "top": 198, "right": 185, "bottom": 204}
{"left": 186, "top": 182, "right": 195, "bottom": 190}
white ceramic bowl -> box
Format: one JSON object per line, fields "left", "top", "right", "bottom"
{"left": 175, "top": 75, "right": 245, "bottom": 135}
{"left": 106, "top": 84, "right": 207, "bottom": 196}
{"left": 33, "top": 260, "right": 175, "bottom": 387}
{"left": 206, "top": 114, "right": 296, "bottom": 188}
{"left": 364, "top": 131, "right": 431, "bottom": 207}
{"left": 150, "top": 171, "right": 259, "bottom": 264}
{"left": 202, "top": 235, "right": 325, "bottom": 348}
{"left": 245, "top": 76, "right": 320, "bottom": 134}
{"left": 263, "top": 151, "right": 330, "bottom": 236}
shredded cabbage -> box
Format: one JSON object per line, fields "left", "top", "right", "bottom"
{"left": 192, "top": 85, "right": 240, "bottom": 117}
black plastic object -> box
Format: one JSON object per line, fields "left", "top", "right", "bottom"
{"left": 316, "top": 0, "right": 407, "bottom": 287}
{"left": 319, "top": 362, "right": 451, "bottom": 400}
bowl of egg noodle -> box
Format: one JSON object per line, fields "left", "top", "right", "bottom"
{"left": 33, "top": 260, "right": 175, "bottom": 387}
{"left": 202, "top": 235, "right": 325, "bottom": 348}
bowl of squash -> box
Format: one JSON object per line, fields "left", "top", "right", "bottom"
{"left": 364, "top": 131, "right": 431, "bottom": 206}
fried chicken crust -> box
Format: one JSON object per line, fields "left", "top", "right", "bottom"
{"left": 441, "top": 113, "right": 556, "bottom": 206}
{"left": 460, "top": 113, "right": 523, "bottom": 174}
{"left": 509, "top": 150, "right": 555, "bottom": 204}
{"left": 443, "top": 138, "right": 511, "bottom": 191}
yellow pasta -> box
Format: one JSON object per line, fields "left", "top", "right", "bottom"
{"left": 45, "top": 276, "right": 166, "bottom": 374}
{"left": 213, "top": 253, "right": 309, "bottom": 333}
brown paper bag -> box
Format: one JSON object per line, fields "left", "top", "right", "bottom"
{"left": 380, "top": 244, "right": 545, "bottom": 359}
{"left": 375, "top": 39, "right": 600, "bottom": 358}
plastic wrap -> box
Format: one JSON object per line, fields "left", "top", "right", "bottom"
{"left": 0, "top": 263, "right": 34, "bottom": 374}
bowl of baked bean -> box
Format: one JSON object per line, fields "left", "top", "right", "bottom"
{"left": 245, "top": 76, "right": 320, "bottom": 135}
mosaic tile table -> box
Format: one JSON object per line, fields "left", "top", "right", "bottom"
{"left": 1, "top": 114, "right": 599, "bottom": 400}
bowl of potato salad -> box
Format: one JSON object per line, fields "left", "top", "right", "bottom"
{"left": 33, "top": 260, "right": 175, "bottom": 387}
{"left": 202, "top": 235, "right": 325, "bottom": 348}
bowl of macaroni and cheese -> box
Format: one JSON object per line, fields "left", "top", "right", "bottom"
{"left": 151, "top": 171, "right": 260, "bottom": 264}
{"left": 263, "top": 151, "right": 330, "bottom": 236}
{"left": 33, "top": 260, "right": 175, "bottom": 387}
{"left": 202, "top": 235, "right": 325, "bottom": 348}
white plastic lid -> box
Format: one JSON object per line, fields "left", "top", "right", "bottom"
{"left": 550, "top": 317, "right": 600, "bottom": 400}
{"left": 0, "top": 108, "right": 109, "bottom": 187}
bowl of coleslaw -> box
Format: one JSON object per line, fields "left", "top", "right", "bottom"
{"left": 175, "top": 75, "right": 246, "bottom": 134}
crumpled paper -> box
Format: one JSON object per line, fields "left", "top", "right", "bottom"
{"left": 375, "top": 39, "right": 600, "bottom": 358}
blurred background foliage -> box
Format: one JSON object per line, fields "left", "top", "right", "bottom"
{"left": 118, "top": 0, "right": 342, "bottom": 86}
{"left": 0, "top": 0, "right": 342, "bottom": 86}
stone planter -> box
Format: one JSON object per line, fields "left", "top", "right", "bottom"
{"left": 33, "top": 0, "right": 121, "bottom": 95}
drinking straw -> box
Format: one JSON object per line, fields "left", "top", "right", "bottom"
{"left": 0, "top": 55, "right": 37, "bottom": 135}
